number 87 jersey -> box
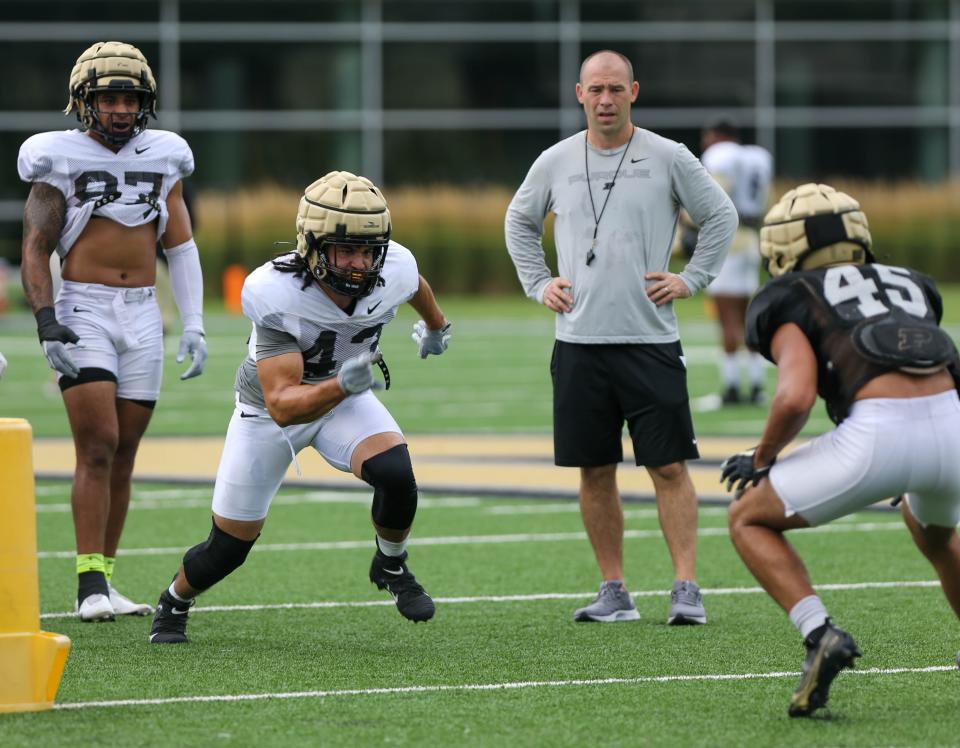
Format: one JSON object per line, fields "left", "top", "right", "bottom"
{"left": 746, "top": 263, "right": 959, "bottom": 424}
{"left": 17, "top": 128, "right": 194, "bottom": 257}
{"left": 234, "top": 244, "right": 420, "bottom": 411}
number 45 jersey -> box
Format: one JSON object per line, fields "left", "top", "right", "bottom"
{"left": 17, "top": 129, "right": 194, "bottom": 257}
{"left": 235, "top": 245, "right": 420, "bottom": 410}
{"left": 746, "top": 263, "right": 960, "bottom": 424}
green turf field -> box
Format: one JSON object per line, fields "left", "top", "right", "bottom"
{"left": 1, "top": 479, "right": 957, "bottom": 746}
{"left": 6, "top": 289, "right": 960, "bottom": 439}
{"left": 2, "top": 293, "right": 960, "bottom": 744}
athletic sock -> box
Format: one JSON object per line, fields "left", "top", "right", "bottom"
{"left": 789, "top": 594, "right": 829, "bottom": 640}
{"left": 721, "top": 353, "right": 740, "bottom": 388}
{"left": 104, "top": 555, "right": 116, "bottom": 584}
{"left": 748, "top": 352, "right": 765, "bottom": 387}
{"left": 78, "top": 570, "right": 109, "bottom": 601}
{"left": 376, "top": 535, "right": 407, "bottom": 557}
{"left": 168, "top": 582, "right": 194, "bottom": 604}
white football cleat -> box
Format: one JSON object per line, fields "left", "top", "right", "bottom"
{"left": 76, "top": 593, "right": 116, "bottom": 622}
{"left": 108, "top": 585, "right": 154, "bottom": 616}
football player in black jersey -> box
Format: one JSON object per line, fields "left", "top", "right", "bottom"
{"left": 720, "top": 183, "right": 960, "bottom": 717}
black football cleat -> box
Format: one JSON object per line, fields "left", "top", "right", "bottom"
{"left": 788, "top": 622, "right": 862, "bottom": 717}
{"left": 369, "top": 548, "right": 435, "bottom": 622}
{"left": 149, "top": 589, "right": 193, "bottom": 644}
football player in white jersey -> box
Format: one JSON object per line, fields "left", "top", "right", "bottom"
{"left": 700, "top": 119, "right": 773, "bottom": 405}
{"left": 149, "top": 171, "right": 452, "bottom": 644}
{"left": 18, "top": 42, "right": 207, "bottom": 622}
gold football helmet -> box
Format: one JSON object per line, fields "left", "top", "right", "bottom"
{"left": 295, "top": 171, "right": 391, "bottom": 298}
{"left": 65, "top": 41, "right": 157, "bottom": 145}
{"left": 760, "top": 183, "right": 873, "bottom": 277}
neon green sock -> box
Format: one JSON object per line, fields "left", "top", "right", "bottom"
{"left": 76, "top": 553, "right": 106, "bottom": 576}
{"left": 104, "top": 556, "right": 116, "bottom": 583}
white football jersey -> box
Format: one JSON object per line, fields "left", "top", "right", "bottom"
{"left": 17, "top": 128, "right": 194, "bottom": 257}
{"left": 235, "top": 241, "right": 420, "bottom": 408}
{"left": 701, "top": 141, "right": 773, "bottom": 221}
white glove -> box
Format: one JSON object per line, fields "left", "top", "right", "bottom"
{"left": 177, "top": 330, "right": 207, "bottom": 380}
{"left": 0, "top": 351, "right": 7, "bottom": 380}
{"left": 411, "top": 320, "right": 452, "bottom": 359}
{"left": 42, "top": 340, "right": 81, "bottom": 378}
{"left": 337, "top": 352, "right": 385, "bottom": 395}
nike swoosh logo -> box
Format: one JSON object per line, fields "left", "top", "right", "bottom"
{"left": 239, "top": 412, "right": 258, "bottom": 418}
{"left": 73, "top": 306, "right": 89, "bottom": 313}
{"left": 367, "top": 300, "right": 383, "bottom": 314}
{"left": 170, "top": 607, "right": 189, "bottom": 615}
{"left": 630, "top": 157, "right": 648, "bottom": 163}
{"left": 135, "top": 146, "right": 150, "bottom": 154}
{"left": 383, "top": 567, "right": 404, "bottom": 575}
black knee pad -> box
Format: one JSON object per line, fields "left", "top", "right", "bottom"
{"left": 361, "top": 444, "right": 418, "bottom": 530}
{"left": 182, "top": 520, "right": 257, "bottom": 591}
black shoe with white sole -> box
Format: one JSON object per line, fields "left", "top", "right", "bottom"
{"left": 369, "top": 549, "right": 435, "bottom": 622}
{"left": 149, "top": 590, "right": 193, "bottom": 644}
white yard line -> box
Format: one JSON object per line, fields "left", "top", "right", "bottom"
{"left": 36, "top": 521, "right": 904, "bottom": 560}
{"left": 35, "top": 492, "right": 482, "bottom": 513}
{"left": 39, "top": 579, "right": 940, "bottom": 620}
{"left": 54, "top": 665, "right": 957, "bottom": 711}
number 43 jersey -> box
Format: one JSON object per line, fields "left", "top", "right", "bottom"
{"left": 17, "top": 128, "right": 194, "bottom": 257}
{"left": 235, "top": 245, "right": 420, "bottom": 410}
{"left": 746, "top": 263, "right": 959, "bottom": 424}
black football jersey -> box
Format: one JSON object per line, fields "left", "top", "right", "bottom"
{"left": 746, "top": 263, "right": 955, "bottom": 423}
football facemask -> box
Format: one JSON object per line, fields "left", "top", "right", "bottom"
{"left": 306, "top": 233, "right": 389, "bottom": 298}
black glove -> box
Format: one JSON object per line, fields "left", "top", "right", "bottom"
{"left": 720, "top": 448, "right": 775, "bottom": 497}
{"left": 35, "top": 306, "right": 79, "bottom": 345}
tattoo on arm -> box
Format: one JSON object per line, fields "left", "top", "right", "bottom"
{"left": 21, "top": 183, "right": 66, "bottom": 312}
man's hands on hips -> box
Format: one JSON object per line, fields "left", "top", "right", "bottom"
{"left": 177, "top": 329, "right": 207, "bottom": 380}
{"left": 645, "top": 272, "right": 692, "bottom": 307}
{"left": 542, "top": 277, "right": 574, "bottom": 313}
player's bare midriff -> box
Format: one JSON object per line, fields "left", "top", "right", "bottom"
{"left": 855, "top": 368, "right": 955, "bottom": 401}
{"left": 62, "top": 216, "right": 158, "bottom": 287}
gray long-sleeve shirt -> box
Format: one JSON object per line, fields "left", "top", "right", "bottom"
{"left": 505, "top": 127, "right": 737, "bottom": 344}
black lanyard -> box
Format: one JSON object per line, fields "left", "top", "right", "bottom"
{"left": 584, "top": 127, "right": 635, "bottom": 266}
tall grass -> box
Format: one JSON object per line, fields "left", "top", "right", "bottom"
{"left": 193, "top": 181, "right": 960, "bottom": 297}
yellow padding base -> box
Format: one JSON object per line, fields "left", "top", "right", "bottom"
{"left": 0, "top": 631, "right": 71, "bottom": 713}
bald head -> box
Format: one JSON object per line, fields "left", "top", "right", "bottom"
{"left": 579, "top": 50, "right": 634, "bottom": 86}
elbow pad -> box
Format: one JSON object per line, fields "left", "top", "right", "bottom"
{"left": 164, "top": 238, "right": 205, "bottom": 333}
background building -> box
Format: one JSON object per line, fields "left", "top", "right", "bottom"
{"left": 1, "top": 0, "right": 957, "bottom": 262}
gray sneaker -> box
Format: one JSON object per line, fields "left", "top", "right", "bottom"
{"left": 667, "top": 580, "right": 706, "bottom": 625}
{"left": 573, "top": 581, "right": 640, "bottom": 623}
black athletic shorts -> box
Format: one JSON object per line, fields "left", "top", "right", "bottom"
{"left": 550, "top": 340, "right": 700, "bottom": 468}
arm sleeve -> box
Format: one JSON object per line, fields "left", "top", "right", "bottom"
{"left": 671, "top": 145, "right": 738, "bottom": 294}
{"left": 254, "top": 323, "right": 301, "bottom": 361}
{"left": 504, "top": 153, "right": 554, "bottom": 304}
{"left": 163, "top": 238, "right": 204, "bottom": 333}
